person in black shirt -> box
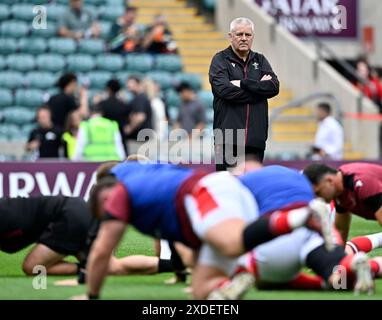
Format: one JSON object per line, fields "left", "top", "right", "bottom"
{"left": 26, "top": 106, "right": 64, "bottom": 158}
{"left": 124, "top": 75, "right": 153, "bottom": 141}
{"left": 47, "top": 73, "right": 89, "bottom": 130}
{"left": 98, "top": 79, "right": 130, "bottom": 150}
{"left": 0, "top": 196, "right": 92, "bottom": 275}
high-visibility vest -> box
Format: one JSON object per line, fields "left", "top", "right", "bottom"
{"left": 62, "top": 132, "right": 77, "bottom": 160}
{"left": 81, "top": 116, "right": 120, "bottom": 161}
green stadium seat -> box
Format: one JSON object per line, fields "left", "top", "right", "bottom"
{"left": 48, "top": 38, "right": 77, "bottom": 55}
{"left": 115, "top": 71, "right": 135, "bottom": 84}
{"left": 0, "top": 4, "right": 10, "bottom": 21}
{"left": 165, "top": 89, "right": 181, "bottom": 108}
{"left": 1, "top": 20, "right": 29, "bottom": 37}
{"left": 0, "top": 89, "right": 13, "bottom": 108}
{"left": 0, "top": 38, "right": 18, "bottom": 54}
{"left": 26, "top": 71, "right": 56, "bottom": 89}
{"left": 206, "top": 108, "right": 213, "bottom": 123}
{"left": 78, "top": 38, "right": 105, "bottom": 55}
{"left": 18, "top": 37, "right": 47, "bottom": 54}
{"left": 46, "top": 4, "right": 67, "bottom": 21}
{"left": 167, "top": 106, "right": 178, "bottom": 122}
{"left": 85, "top": 5, "right": 98, "bottom": 18}
{"left": 0, "top": 124, "right": 19, "bottom": 141}
{"left": 0, "top": 59, "right": 5, "bottom": 70}
{"left": 198, "top": 91, "right": 213, "bottom": 109}
{"left": 84, "top": 0, "right": 106, "bottom": 5}
{"left": 11, "top": 4, "right": 36, "bottom": 21}
{"left": 21, "top": 122, "right": 37, "bottom": 137}
{"left": 7, "top": 124, "right": 26, "bottom": 142}
{"left": 0, "top": 71, "right": 24, "bottom": 89}
{"left": 0, "top": 153, "right": 17, "bottom": 160}
{"left": 98, "top": 6, "right": 124, "bottom": 21}
{"left": 105, "top": 0, "right": 124, "bottom": 6}
{"left": 15, "top": 89, "right": 45, "bottom": 109}
{"left": 6, "top": 54, "right": 35, "bottom": 72}
{"left": 175, "top": 73, "right": 202, "bottom": 91}
{"left": 66, "top": 54, "right": 96, "bottom": 72}
{"left": 31, "top": 21, "right": 57, "bottom": 38}
{"left": 96, "top": 54, "right": 124, "bottom": 72}
{"left": 36, "top": 54, "right": 65, "bottom": 72}
{"left": 145, "top": 71, "right": 173, "bottom": 90}
{"left": 87, "top": 71, "right": 112, "bottom": 89}
{"left": 99, "top": 21, "right": 112, "bottom": 39}
{"left": 126, "top": 54, "right": 154, "bottom": 73}
{"left": 155, "top": 55, "right": 182, "bottom": 72}
{"left": 20, "top": 0, "right": 48, "bottom": 4}
{"left": 2, "top": 107, "right": 35, "bottom": 125}
{"left": 203, "top": 0, "right": 216, "bottom": 11}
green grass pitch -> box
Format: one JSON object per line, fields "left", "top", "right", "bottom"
{"left": 1, "top": 216, "right": 382, "bottom": 300}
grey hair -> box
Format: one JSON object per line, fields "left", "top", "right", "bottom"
{"left": 229, "top": 17, "right": 254, "bottom": 33}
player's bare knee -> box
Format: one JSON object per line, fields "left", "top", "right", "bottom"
{"left": 22, "top": 261, "right": 35, "bottom": 276}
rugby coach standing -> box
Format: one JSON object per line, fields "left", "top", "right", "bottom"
{"left": 209, "top": 17, "right": 279, "bottom": 171}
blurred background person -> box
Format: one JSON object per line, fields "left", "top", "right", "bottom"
{"left": 62, "top": 110, "right": 82, "bottom": 160}
{"left": 173, "top": 82, "right": 206, "bottom": 139}
{"left": 141, "top": 14, "right": 177, "bottom": 54}
{"left": 47, "top": 73, "right": 89, "bottom": 130}
{"left": 58, "top": 0, "right": 101, "bottom": 40}
{"left": 142, "top": 78, "right": 168, "bottom": 141}
{"left": 26, "top": 106, "right": 63, "bottom": 159}
{"left": 108, "top": 6, "right": 142, "bottom": 54}
{"left": 355, "top": 58, "right": 382, "bottom": 111}
{"left": 124, "top": 76, "right": 153, "bottom": 146}
{"left": 73, "top": 104, "right": 126, "bottom": 161}
{"left": 310, "top": 102, "right": 344, "bottom": 160}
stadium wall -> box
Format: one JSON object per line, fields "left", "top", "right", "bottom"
{"left": 215, "top": 0, "right": 379, "bottom": 159}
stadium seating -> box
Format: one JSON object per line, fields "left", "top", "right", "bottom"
{"left": 96, "top": 54, "right": 124, "bottom": 72}
{"left": 165, "top": 89, "right": 181, "bottom": 108}
{"left": 0, "top": 4, "right": 10, "bottom": 21}
{"left": 78, "top": 39, "right": 105, "bottom": 55}
{"left": 98, "top": 6, "right": 125, "bottom": 21}
{"left": 175, "top": 73, "right": 202, "bottom": 91}
{"left": 25, "top": 72, "right": 56, "bottom": 90}
{"left": 1, "top": 107, "right": 35, "bottom": 125}
{"left": 198, "top": 90, "right": 213, "bottom": 109}
{"left": 66, "top": 54, "right": 96, "bottom": 72}
{"left": 0, "top": 71, "right": 24, "bottom": 89}
{"left": 6, "top": 54, "right": 35, "bottom": 72}
{"left": 145, "top": 71, "right": 173, "bottom": 90}
{"left": 48, "top": 38, "right": 77, "bottom": 55}
{"left": 11, "top": 4, "right": 35, "bottom": 21}
{"left": 0, "top": 38, "right": 18, "bottom": 54}
{"left": 1, "top": 20, "right": 29, "bottom": 37}
{"left": 36, "top": 54, "right": 65, "bottom": 72}
{"left": 0, "top": 89, "right": 13, "bottom": 108}
{"left": 31, "top": 22, "right": 58, "bottom": 38}
{"left": 15, "top": 89, "right": 45, "bottom": 109}
{"left": 87, "top": 71, "right": 113, "bottom": 89}
{"left": 126, "top": 54, "right": 154, "bottom": 72}
{"left": 155, "top": 55, "right": 183, "bottom": 72}
{"left": 46, "top": 4, "right": 67, "bottom": 21}
{"left": 19, "top": 37, "right": 47, "bottom": 54}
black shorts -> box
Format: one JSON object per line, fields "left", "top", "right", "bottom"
{"left": 38, "top": 198, "right": 92, "bottom": 256}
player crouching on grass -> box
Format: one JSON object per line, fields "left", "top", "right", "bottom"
{"left": 303, "top": 163, "right": 382, "bottom": 255}
{"left": 0, "top": 195, "right": 92, "bottom": 276}
{"left": 82, "top": 160, "right": 333, "bottom": 300}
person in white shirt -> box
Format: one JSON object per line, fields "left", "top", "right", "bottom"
{"left": 312, "top": 102, "right": 344, "bottom": 160}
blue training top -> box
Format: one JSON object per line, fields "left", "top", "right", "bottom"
{"left": 111, "top": 162, "right": 194, "bottom": 242}
{"left": 239, "top": 165, "right": 314, "bottom": 216}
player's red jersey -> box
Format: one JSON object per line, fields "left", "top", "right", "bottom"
{"left": 335, "top": 163, "right": 382, "bottom": 220}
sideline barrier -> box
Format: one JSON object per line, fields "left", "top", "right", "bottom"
{"left": 1, "top": 160, "right": 381, "bottom": 198}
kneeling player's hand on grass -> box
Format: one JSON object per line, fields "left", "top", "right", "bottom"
{"left": 54, "top": 279, "right": 79, "bottom": 287}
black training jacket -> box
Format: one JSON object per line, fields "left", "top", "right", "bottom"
{"left": 209, "top": 46, "right": 280, "bottom": 149}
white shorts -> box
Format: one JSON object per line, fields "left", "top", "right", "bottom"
{"left": 184, "top": 172, "right": 258, "bottom": 240}
{"left": 239, "top": 228, "right": 324, "bottom": 283}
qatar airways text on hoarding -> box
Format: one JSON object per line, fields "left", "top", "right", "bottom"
{"left": 254, "top": 0, "right": 358, "bottom": 38}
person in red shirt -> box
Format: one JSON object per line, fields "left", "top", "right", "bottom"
{"left": 303, "top": 163, "right": 382, "bottom": 251}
